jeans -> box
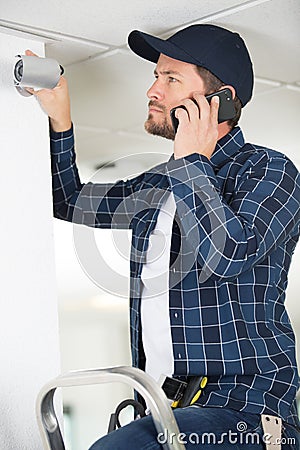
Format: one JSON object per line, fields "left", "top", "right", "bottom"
{"left": 88, "top": 406, "right": 300, "bottom": 449}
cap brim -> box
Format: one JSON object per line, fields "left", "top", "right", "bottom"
{"left": 128, "top": 30, "right": 199, "bottom": 65}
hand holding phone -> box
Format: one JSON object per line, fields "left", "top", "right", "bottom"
{"left": 170, "top": 88, "right": 235, "bottom": 133}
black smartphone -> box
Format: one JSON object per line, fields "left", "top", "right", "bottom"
{"left": 170, "top": 88, "right": 235, "bottom": 133}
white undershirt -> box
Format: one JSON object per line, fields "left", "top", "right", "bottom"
{"left": 140, "top": 192, "right": 176, "bottom": 382}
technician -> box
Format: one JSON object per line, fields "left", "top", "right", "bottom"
{"left": 27, "top": 24, "right": 300, "bottom": 449}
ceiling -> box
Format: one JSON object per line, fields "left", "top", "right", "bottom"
{"left": 1, "top": 0, "right": 300, "bottom": 169}
{"left": 1, "top": 0, "right": 299, "bottom": 331}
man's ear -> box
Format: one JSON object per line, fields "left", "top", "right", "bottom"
{"left": 222, "top": 85, "right": 236, "bottom": 100}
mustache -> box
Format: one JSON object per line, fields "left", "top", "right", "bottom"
{"left": 148, "top": 101, "right": 167, "bottom": 113}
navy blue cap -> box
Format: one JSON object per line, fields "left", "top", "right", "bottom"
{"left": 128, "top": 24, "right": 253, "bottom": 107}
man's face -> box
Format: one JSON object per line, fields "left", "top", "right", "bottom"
{"left": 145, "top": 54, "right": 206, "bottom": 140}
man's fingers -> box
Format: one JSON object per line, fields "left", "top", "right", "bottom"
{"left": 193, "top": 92, "right": 211, "bottom": 121}
{"left": 22, "top": 51, "right": 39, "bottom": 95}
{"left": 25, "top": 49, "right": 38, "bottom": 57}
{"left": 175, "top": 106, "right": 189, "bottom": 126}
{"left": 24, "top": 87, "right": 35, "bottom": 95}
{"left": 210, "top": 96, "right": 220, "bottom": 124}
{"left": 180, "top": 98, "right": 200, "bottom": 121}
{"left": 175, "top": 93, "right": 219, "bottom": 128}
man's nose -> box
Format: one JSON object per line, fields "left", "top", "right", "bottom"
{"left": 147, "top": 80, "right": 164, "bottom": 101}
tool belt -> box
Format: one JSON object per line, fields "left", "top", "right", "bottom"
{"left": 161, "top": 375, "right": 208, "bottom": 408}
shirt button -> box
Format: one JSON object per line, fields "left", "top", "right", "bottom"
{"left": 172, "top": 267, "right": 176, "bottom": 273}
{"left": 178, "top": 353, "right": 182, "bottom": 359}
{"left": 174, "top": 312, "right": 178, "bottom": 318}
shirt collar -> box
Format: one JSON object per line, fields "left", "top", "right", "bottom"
{"left": 210, "top": 126, "right": 245, "bottom": 170}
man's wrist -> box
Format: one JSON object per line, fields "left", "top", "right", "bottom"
{"left": 50, "top": 117, "right": 72, "bottom": 133}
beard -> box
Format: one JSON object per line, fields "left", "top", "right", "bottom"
{"left": 144, "top": 101, "right": 175, "bottom": 140}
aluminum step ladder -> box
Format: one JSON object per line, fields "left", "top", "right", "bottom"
{"left": 36, "top": 366, "right": 186, "bottom": 450}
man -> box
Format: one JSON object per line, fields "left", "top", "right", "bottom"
{"left": 28, "top": 24, "right": 300, "bottom": 449}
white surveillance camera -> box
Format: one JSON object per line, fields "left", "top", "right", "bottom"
{"left": 14, "top": 55, "right": 64, "bottom": 96}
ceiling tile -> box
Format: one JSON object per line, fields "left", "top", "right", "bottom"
{"left": 45, "top": 41, "right": 108, "bottom": 66}
{"left": 214, "top": 0, "right": 300, "bottom": 83}
{"left": 1, "top": 0, "right": 248, "bottom": 46}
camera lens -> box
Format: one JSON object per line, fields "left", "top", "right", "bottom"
{"left": 14, "top": 60, "right": 23, "bottom": 82}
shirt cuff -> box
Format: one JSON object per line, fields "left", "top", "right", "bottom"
{"left": 166, "top": 152, "right": 220, "bottom": 192}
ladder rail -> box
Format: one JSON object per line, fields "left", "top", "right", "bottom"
{"left": 36, "top": 366, "right": 186, "bottom": 450}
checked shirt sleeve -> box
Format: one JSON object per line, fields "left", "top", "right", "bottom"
{"left": 50, "top": 126, "right": 144, "bottom": 229}
{"left": 165, "top": 151, "right": 300, "bottom": 281}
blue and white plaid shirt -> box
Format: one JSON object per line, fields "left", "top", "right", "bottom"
{"left": 50, "top": 125, "right": 300, "bottom": 427}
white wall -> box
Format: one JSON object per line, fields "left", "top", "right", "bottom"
{"left": 0, "top": 33, "right": 61, "bottom": 449}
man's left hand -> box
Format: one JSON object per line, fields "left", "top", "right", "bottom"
{"left": 173, "top": 92, "right": 219, "bottom": 160}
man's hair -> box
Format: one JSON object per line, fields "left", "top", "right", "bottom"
{"left": 196, "top": 66, "right": 242, "bottom": 128}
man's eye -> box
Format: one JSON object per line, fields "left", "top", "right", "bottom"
{"left": 169, "top": 77, "right": 178, "bottom": 83}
